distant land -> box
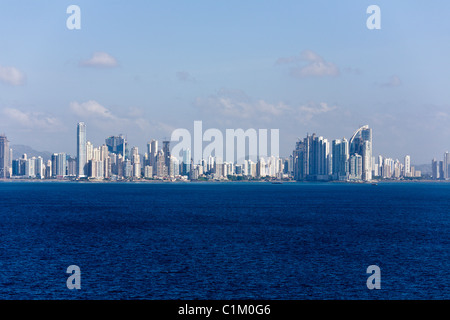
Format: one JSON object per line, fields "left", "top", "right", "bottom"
{"left": 11, "top": 145, "right": 52, "bottom": 162}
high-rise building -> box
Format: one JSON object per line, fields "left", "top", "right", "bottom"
{"left": 349, "top": 125, "right": 372, "bottom": 181}
{"left": 0, "top": 134, "right": 10, "bottom": 178}
{"left": 163, "top": 140, "right": 171, "bottom": 176}
{"left": 36, "top": 156, "right": 45, "bottom": 179}
{"left": 51, "top": 153, "right": 58, "bottom": 178}
{"left": 106, "top": 135, "right": 127, "bottom": 159}
{"left": 444, "top": 152, "right": 450, "bottom": 180}
{"left": 77, "top": 122, "right": 87, "bottom": 177}
{"left": 149, "top": 139, "right": 158, "bottom": 174}
{"left": 156, "top": 150, "right": 167, "bottom": 178}
{"left": 404, "top": 155, "right": 411, "bottom": 177}
{"left": 432, "top": 158, "right": 439, "bottom": 180}
{"left": 182, "top": 148, "right": 191, "bottom": 175}
{"left": 349, "top": 154, "right": 362, "bottom": 180}
{"left": 56, "top": 153, "right": 67, "bottom": 177}
{"left": 331, "top": 138, "right": 349, "bottom": 180}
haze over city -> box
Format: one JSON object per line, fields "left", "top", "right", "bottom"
{"left": 1, "top": 1, "right": 450, "bottom": 163}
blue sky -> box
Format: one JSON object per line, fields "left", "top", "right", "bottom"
{"left": 1, "top": 1, "right": 450, "bottom": 163}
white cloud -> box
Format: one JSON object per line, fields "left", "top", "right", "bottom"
{"left": 277, "top": 50, "right": 340, "bottom": 78}
{"left": 70, "top": 100, "right": 115, "bottom": 119}
{"left": 2, "top": 108, "right": 62, "bottom": 131}
{"left": 297, "top": 102, "right": 337, "bottom": 122}
{"left": 194, "top": 89, "right": 335, "bottom": 124}
{"left": 0, "top": 65, "right": 26, "bottom": 86}
{"left": 195, "top": 89, "right": 290, "bottom": 120}
{"left": 80, "top": 52, "right": 118, "bottom": 68}
{"left": 380, "top": 75, "right": 402, "bottom": 87}
{"left": 69, "top": 100, "right": 175, "bottom": 137}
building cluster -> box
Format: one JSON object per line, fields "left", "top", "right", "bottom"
{"left": 0, "top": 124, "right": 441, "bottom": 182}
{"left": 292, "top": 125, "right": 421, "bottom": 182}
{"left": 431, "top": 153, "right": 450, "bottom": 180}
{"left": 0, "top": 124, "right": 292, "bottom": 181}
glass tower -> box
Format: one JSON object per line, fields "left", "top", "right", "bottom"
{"left": 77, "top": 122, "right": 87, "bottom": 177}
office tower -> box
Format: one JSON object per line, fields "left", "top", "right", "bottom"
{"left": 117, "top": 154, "right": 124, "bottom": 178}
{"left": 86, "top": 141, "right": 93, "bottom": 162}
{"left": 106, "top": 135, "right": 127, "bottom": 159}
{"left": 149, "top": 139, "right": 158, "bottom": 171}
{"left": 51, "top": 153, "right": 58, "bottom": 177}
{"left": 439, "top": 161, "right": 444, "bottom": 180}
{"left": 12, "top": 160, "right": 20, "bottom": 176}
{"left": 404, "top": 155, "right": 411, "bottom": 177}
{"left": 25, "top": 158, "right": 36, "bottom": 178}
{"left": 156, "top": 150, "right": 167, "bottom": 178}
{"left": 45, "top": 160, "right": 52, "bottom": 179}
{"left": 0, "top": 134, "right": 10, "bottom": 178}
{"left": 123, "top": 159, "right": 132, "bottom": 178}
{"left": 100, "top": 144, "right": 110, "bottom": 178}
{"left": 432, "top": 158, "right": 439, "bottom": 180}
{"left": 36, "top": 156, "right": 45, "bottom": 179}
{"left": 67, "top": 157, "right": 76, "bottom": 177}
{"left": 77, "top": 122, "right": 87, "bottom": 177}
{"left": 182, "top": 148, "right": 191, "bottom": 175}
{"left": 349, "top": 125, "right": 372, "bottom": 181}
{"left": 143, "top": 153, "right": 149, "bottom": 167}
{"left": 445, "top": 152, "right": 450, "bottom": 180}
{"left": 56, "top": 153, "right": 67, "bottom": 177}
{"left": 330, "top": 138, "right": 349, "bottom": 180}
{"left": 256, "top": 157, "right": 265, "bottom": 178}
{"left": 293, "top": 138, "right": 307, "bottom": 180}
{"left": 163, "top": 141, "right": 171, "bottom": 176}
{"left": 349, "top": 154, "right": 362, "bottom": 180}
{"left": 293, "top": 134, "right": 331, "bottom": 181}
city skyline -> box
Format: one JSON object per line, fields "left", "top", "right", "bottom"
{"left": 1, "top": 2, "right": 450, "bottom": 163}
{"left": 3, "top": 121, "right": 450, "bottom": 181}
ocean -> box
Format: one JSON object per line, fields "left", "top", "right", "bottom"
{"left": 0, "top": 181, "right": 448, "bottom": 299}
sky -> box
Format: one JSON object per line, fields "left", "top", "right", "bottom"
{"left": 1, "top": 0, "right": 450, "bottom": 164}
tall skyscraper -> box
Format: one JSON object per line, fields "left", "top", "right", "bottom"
{"left": 56, "top": 153, "right": 67, "bottom": 177}
{"left": 349, "top": 125, "right": 372, "bottom": 181}
{"left": 331, "top": 138, "right": 349, "bottom": 180}
{"left": 404, "top": 155, "right": 411, "bottom": 177}
{"left": 444, "top": 152, "right": 450, "bottom": 180}
{"left": 0, "top": 134, "right": 9, "bottom": 178}
{"left": 182, "top": 148, "right": 191, "bottom": 175}
{"left": 432, "top": 158, "right": 439, "bottom": 180}
{"left": 163, "top": 140, "right": 171, "bottom": 176}
{"left": 77, "top": 122, "right": 87, "bottom": 177}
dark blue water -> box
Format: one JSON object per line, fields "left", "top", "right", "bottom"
{"left": 0, "top": 181, "right": 449, "bottom": 299}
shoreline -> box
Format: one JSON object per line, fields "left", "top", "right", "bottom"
{"left": 0, "top": 178, "right": 446, "bottom": 184}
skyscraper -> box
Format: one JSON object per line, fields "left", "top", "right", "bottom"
{"left": 0, "top": 134, "right": 9, "bottom": 178}
{"left": 331, "top": 138, "right": 349, "bottom": 180}
{"left": 444, "top": 152, "right": 450, "bottom": 180}
{"left": 106, "top": 135, "right": 127, "bottom": 159}
{"left": 163, "top": 140, "right": 171, "bottom": 176}
{"left": 77, "top": 122, "right": 87, "bottom": 177}
{"left": 182, "top": 148, "right": 191, "bottom": 175}
{"left": 56, "top": 153, "right": 67, "bottom": 177}
{"left": 404, "top": 155, "right": 411, "bottom": 177}
{"left": 349, "top": 125, "right": 372, "bottom": 181}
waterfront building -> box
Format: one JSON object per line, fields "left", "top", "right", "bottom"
{"left": 77, "top": 122, "right": 87, "bottom": 177}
